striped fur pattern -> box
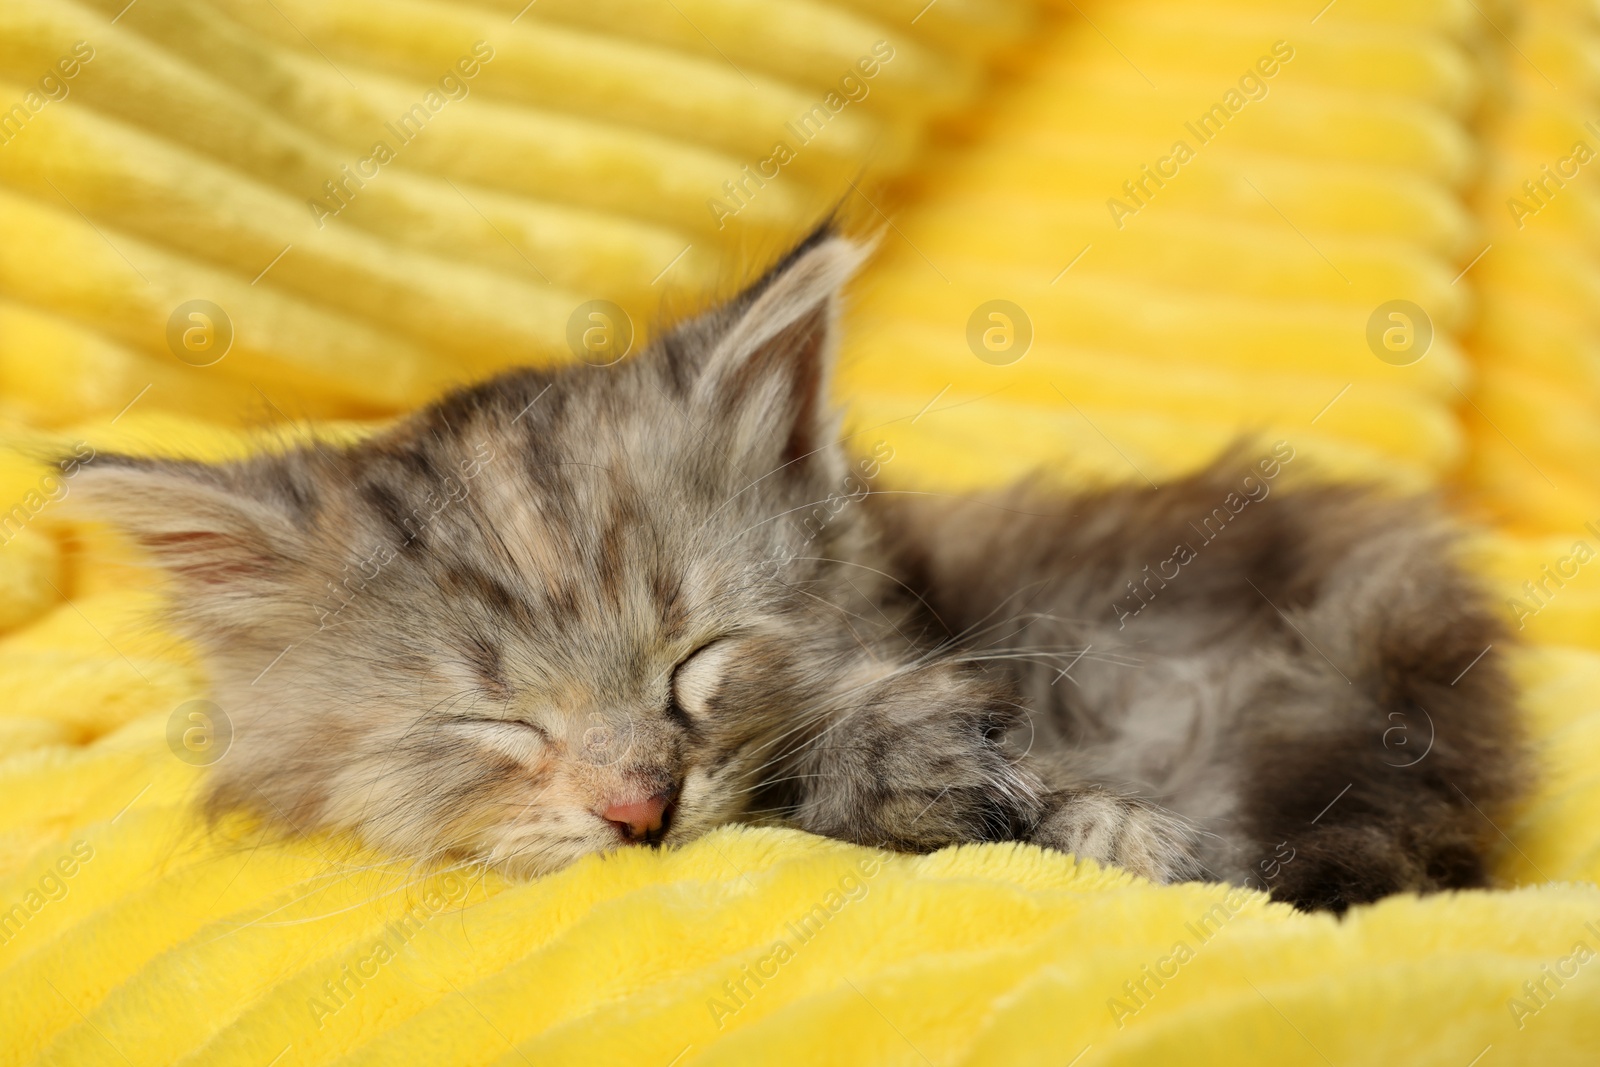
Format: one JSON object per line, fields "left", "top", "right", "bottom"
{"left": 76, "top": 230, "right": 1522, "bottom": 909}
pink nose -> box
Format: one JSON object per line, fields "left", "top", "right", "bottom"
{"left": 601, "top": 791, "right": 675, "bottom": 843}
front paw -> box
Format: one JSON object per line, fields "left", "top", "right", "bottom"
{"left": 789, "top": 675, "right": 1045, "bottom": 851}
{"left": 1032, "top": 790, "right": 1203, "bottom": 885}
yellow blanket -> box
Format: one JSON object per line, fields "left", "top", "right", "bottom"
{"left": 3, "top": 0, "right": 1600, "bottom": 1063}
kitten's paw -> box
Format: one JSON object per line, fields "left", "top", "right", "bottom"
{"left": 790, "top": 683, "right": 1045, "bottom": 851}
{"left": 1032, "top": 790, "right": 1203, "bottom": 885}
{"left": 796, "top": 733, "right": 1044, "bottom": 852}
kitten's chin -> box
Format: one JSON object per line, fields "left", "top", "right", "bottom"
{"left": 483, "top": 825, "right": 622, "bottom": 879}
{"left": 462, "top": 765, "right": 751, "bottom": 879}
{"left": 486, "top": 824, "right": 695, "bottom": 879}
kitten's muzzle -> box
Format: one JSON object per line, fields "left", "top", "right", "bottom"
{"left": 601, "top": 787, "right": 678, "bottom": 844}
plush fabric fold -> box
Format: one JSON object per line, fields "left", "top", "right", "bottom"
{"left": 3, "top": 0, "right": 1599, "bottom": 1063}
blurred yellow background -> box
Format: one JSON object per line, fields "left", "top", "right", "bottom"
{"left": 3, "top": 0, "right": 1600, "bottom": 1063}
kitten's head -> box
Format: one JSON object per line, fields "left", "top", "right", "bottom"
{"left": 78, "top": 230, "right": 897, "bottom": 873}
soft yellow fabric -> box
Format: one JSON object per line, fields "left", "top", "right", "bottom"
{"left": 3, "top": 0, "right": 1600, "bottom": 1064}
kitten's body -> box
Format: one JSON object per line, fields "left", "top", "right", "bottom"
{"left": 874, "top": 467, "right": 1519, "bottom": 908}
{"left": 79, "top": 231, "right": 1522, "bottom": 911}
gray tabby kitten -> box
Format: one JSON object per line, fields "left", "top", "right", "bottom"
{"left": 79, "top": 227, "right": 1522, "bottom": 912}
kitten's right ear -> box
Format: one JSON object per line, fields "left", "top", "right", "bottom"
{"left": 69, "top": 455, "right": 309, "bottom": 594}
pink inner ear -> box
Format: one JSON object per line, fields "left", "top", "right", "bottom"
{"left": 141, "top": 530, "right": 274, "bottom": 584}
{"left": 715, "top": 299, "right": 831, "bottom": 469}
{"left": 781, "top": 309, "right": 828, "bottom": 466}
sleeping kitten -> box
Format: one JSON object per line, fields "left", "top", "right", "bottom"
{"left": 78, "top": 227, "right": 1522, "bottom": 911}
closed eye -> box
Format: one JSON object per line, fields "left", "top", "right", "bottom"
{"left": 666, "top": 690, "right": 693, "bottom": 728}
{"left": 456, "top": 716, "right": 549, "bottom": 743}
{"left": 671, "top": 640, "right": 732, "bottom": 721}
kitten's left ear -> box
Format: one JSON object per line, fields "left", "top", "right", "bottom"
{"left": 690, "top": 229, "right": 871, "bottom": 471}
